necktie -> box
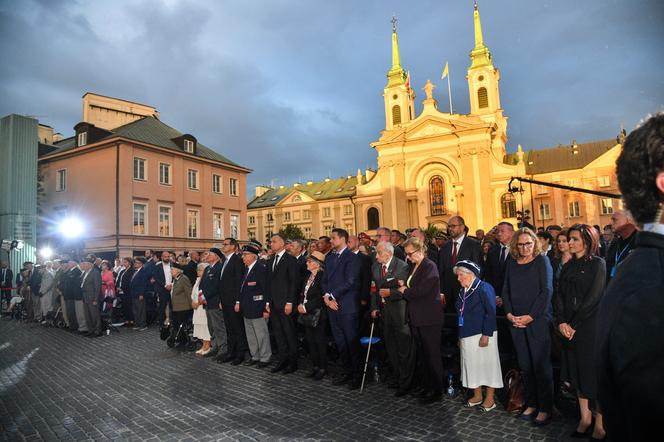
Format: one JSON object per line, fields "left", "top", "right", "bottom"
{"left": 451, "top": 241, "right": 458, "bottom": 265}
{"left": 220, "top": 256, "right": 229, "bottom": 279}
{"left": 499, "top": 246, "right": 507, "bottom": 264}
{"left": 381, "top": 264, "right": 387, "bottom": 278}
{"left": 273, "top": 254, "right": 280, "bottom": 271}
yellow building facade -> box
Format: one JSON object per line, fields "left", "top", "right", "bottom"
{"left": 248, "top": 4, "right": 623, "bottom": 236}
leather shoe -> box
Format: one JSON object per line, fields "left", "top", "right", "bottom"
{"left": 532, "top": 415, "right": 552, "bottom": 427}
{"left": 348, "top": 379, "right": 362, "bottom": 390}
{"left": 216, "top": 353, "right": 233, "bottom": 363}
{"left": 394, "top": 387, "right": 411, "bottom": 397}
{"left": 313, "top": 370, "right": 326, "bottom": 381}
{"left": 418, "top": 391, "right": 442, "bottom": 405}
{"left": 270, "top": 362, "right": 287, "bottom": 373}
{"left": 332, "top": 374, "right": 351, "bottom": 386}
{"left": 243, "top": 359, "right": 258, "bottom": 366}
{"left": 257, "top": 361, "right": 270, "bottom": 369}
{"left": 387, "top": 380, "right": 399, "bottom": 389}
{"left": 282, "top": 365, "right": 297, "bottom": 375}
{"left": 414, "top": 389, "right": 429, "bottom": 399}
{"left": 230, "top": 358, "right": 243, "bottom": 366}
{"left": 306, "top": 368, "right": 319, "bottom": 378}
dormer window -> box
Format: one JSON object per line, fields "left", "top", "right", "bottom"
{"left": 184, "top": 139, "right": 194, "bottom": 153}
{"left": 77, "top": 132, "right": 87, "bottom": 147}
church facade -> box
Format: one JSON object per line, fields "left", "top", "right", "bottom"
{"left": 247, "top": 3, "right": 623, "bottom": 240}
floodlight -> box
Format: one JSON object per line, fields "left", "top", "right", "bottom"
{"left": 59, "top": 218, "right": 84, "bottom": 239}
{"left": 40, "top": 247, "right": 54, "bottom": 259}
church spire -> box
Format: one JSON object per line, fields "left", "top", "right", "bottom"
{"left": 469, "top": 1, "right": 493, "bottom": 69}
{"left": 387, "top": 16, "right": 407, "bottom": 87}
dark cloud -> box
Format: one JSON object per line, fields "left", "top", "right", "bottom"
{"left": 1, "top": 0, "right": 663, "bottom": 194}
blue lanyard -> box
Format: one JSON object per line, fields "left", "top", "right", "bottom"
{"left": 611, "top": 238, "right": 634, "bottom": 277}
{"left": 458, "top": 278, "right": 481, "bottom": 324}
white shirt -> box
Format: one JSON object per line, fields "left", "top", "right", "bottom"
{"left": 452, "top": 233, "right": 466, "bottom": 250}
{"left": 381, "top": 257, "right": 393, "bottom": 274}
{"left": 272, "top": 249, "right": 286, "bottom": 270}
{"left": 80, "top": 270, "right": 91, "bottom": 288}
{"left": 162, "top": 262, "right": 172, "bottom": 286}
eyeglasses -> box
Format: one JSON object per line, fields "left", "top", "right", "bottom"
{"left": 448, "top": 224, "right": 462, "bottom": 228}
{"left": 517, "top": 242, "right": 534, "bottom": 248}
{"left": 406, "top": 250, "right": 420, "bottom": 257}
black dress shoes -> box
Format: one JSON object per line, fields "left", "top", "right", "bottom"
{"left": 332, "top": 374, "right": 351, "bottom": 386}
{"left": 394, "top": 387, "right": 411, "bottom": 397}
{"left": 418, "top": 391, "right": 442, "bottom": 405}
{"left": 348, "top": 379, "right": 362, "bottom": 390}
{"left": 532, "top": 415, "right": 552, "bottom": 427}
{"left": 243, "top": 359, "right": 258, "bottom": 366}
{"left": 257, "top": 361, "right": 270, "bottom": 369}
{"left": 282, "top": 365, "right": 297, "bottom": 375}
{"left": 230, "top": 358, "right": 243, "bottom": 366}
{"left": 270, "top": 361, "right": 287, "bottom": 373}
{"left": 216, "top": 353, "right": 233, "bottom": 363}
{"left": 306, "top": 368, "right": 319, "bottom": 378}
{"left": 387, "top": 380, "right": 399, "bottom": 389}
{"left": 313, "top": 370, "right": 326, "bottom": 381}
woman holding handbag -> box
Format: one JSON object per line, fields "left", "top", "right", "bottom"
{"left": 297, "top": 251, "right": 327, "bottom": 381}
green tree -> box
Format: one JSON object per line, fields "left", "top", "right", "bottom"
{"left": 422, "top": 223, "right": 442, "bottom": 242}
{"left": 278, "top": 224, "right": 304, "bottom": 240}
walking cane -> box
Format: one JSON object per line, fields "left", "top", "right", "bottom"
{"left": 360, "top": 319, "right": 376, "bottom": 393}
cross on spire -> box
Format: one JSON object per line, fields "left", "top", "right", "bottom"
{"left": 391, "top": 15, "right": 397, "bottom": 32}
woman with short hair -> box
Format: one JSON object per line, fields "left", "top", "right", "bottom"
{"left": 503, "top": 227, "right": 554, "bottom": 426}
{"left": 297, "top": 251, "right": 328, "bottom": 380}
{"left": 453, "top": 260, "right": 503, "bottom": 411}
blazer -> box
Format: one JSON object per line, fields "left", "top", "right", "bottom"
{"left": 266, "top": 251, "right": 299, "bottom": 309}
{"left": 296, "top": 254, "right": 309, "bottom": 291}
{"left": 63, "top": 267, "right": 83, "bottom": 301}
{"left": 183, "top": 259, "right": 198, "bottom": 285}
{"left": 403, "top": 258, "right": 444, "bottom": 327}
{"left": 152, "top": 262, "right": 173, "bottom": 296}
{"left": 356, "top": 251, "right": 373, "bottom": 307}
{"left": 170, "top": 275, "right": 193, "bottom": 312}
{"left": 81, "top": 269, "right": 102, "bottom": 303}
{"left": 129, "top": 266, "right": 151, "bottom": 299}
{"left": 0, "top": 267, "right": 13, "bottom": 289}
{"left": 321, "top": 248, "right": 361, "bottom": 314}
{"left": 300, "top": 270, "right": 325, "bottom": 314}
{"left": 370, "top": 257, "right": 410, "bottom": 326}
{"left": 116, "top": 267, "right": 135, "bottom": 295}
{"left": 239, "top": 261, "right": 268, "bottom": 319}
{"left": 482, "top": 243, "right": 511, "bottom": 298}
{"left": 200, "top": 260, "right": 223, "bottom": 309}
{"left": 455, "top": 279, "right": 497, "bottom": 339}
{"left": 554, "top": 256, "right": 606, "bottom": 328}
{"left": 438, "top": 235, "right": 482, "bottom": 297}
{"left": 220, "top": 253, "right": 244, "bottom": 308}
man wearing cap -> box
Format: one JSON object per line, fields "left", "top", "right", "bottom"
{"left": 130, "top": 257, "right": 150, "bottom": 330}
{"left": 201, "top": 247, "right": 228, "bottom": 358}
{"left": 323, "top": 228, "right": 362, "bottom": 389}
{"left": 370, "top": 241, "right": 413, "bottom": 396}
{"left": 266, "top": 233, "right": 300, "bottom": 374}
{"left": 80, "top": 260, "right": 102, "bottom": 337}
{"left": 219, "top": 238, "right": 248, "bottom": 365}
{"left": 236, "top": 242, "right": 271, "bottom": 367}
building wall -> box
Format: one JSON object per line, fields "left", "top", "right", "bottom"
{"left": 40, "top": 140, "right": 248, "bottom": 258}
{"left": 82, "top": 93, "right": 158, "bottom": 131}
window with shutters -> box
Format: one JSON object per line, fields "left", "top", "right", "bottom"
{"left": 477, "top": 87, "right": 488, "bottom": 109}
{"left": 392, "top": 105, "right": 401, "bottom": 125}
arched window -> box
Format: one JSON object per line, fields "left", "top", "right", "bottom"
{"left": 501, "top": 193, "right": 517, "bottom": 218}
{"left": 392, "top": 105, "right": 401, "bottom": 125}
{"left": 367, "top": 207, "right": 380, "bottom": 230}
{"left": 429, "top": 176, "right": 445, "bottom": 216}
{"left": 477, "top": 87, "right": 488, "bottom": 109}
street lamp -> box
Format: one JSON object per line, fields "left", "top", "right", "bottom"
{"left": 40, "top": 247, "right": 54, "bottom": 259}
{"left": 59, "top": 217, "right": 84, "bottom": 239}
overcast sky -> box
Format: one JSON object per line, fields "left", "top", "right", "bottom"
{"left": 1, "top": 0, "right": 663, "bottom": 194}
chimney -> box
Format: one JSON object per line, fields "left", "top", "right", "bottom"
{"left": 255, "top": 185, "right": 271, "bottom": 198}
{"left": 365, "top": 168, "right": 376, "bottom": 182}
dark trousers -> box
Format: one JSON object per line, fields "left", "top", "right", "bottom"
{"left": 65, "top": 299, "right": 78, "bottom": 330}
{"left": 304, "top": 316, "right": 328, "bottom": 370}
{"left": 271, "top": 307, "right": 298, "bottom": 366}
{"left": 83, "top": 298, "right": 101, "bottom": 335}
{"left": 412, "top": 324, "right": 443, "bottom": 393}
{"left": 119, "top": 293, "right": 133, "bottom": 322}
{"left": 383, "top": 319, "right": 415, "bottom": 389}
{"left": 510, "top": 317, "right": 554, "bottom": 413}
{"left": 157, "top": 290, "right": 170, "bottom": 325}
{"left": 171, "top": 309, "right": 192, "bottom": 330}
{"left": 133, "top": 296, "right": 146, "bottom": 327}
{"left": 222, "top": 305, "right": 249, "bottom": 360}
{"left": 206, "top": 308, "right": 228, "bottom": 354}
{"left": 329, "top": 311, "right": 360, "bottom": 377}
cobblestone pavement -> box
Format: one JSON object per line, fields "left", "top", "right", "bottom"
{"left": 0, "top": 320, "right": 578, "bottom": 441}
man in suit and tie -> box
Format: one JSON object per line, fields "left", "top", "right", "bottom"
{"left": 289, "top": 239, "right": 309, "bottom": 288}
{"left": 438, "top": 216, "right": 482, "bottom": 313}
{"left": 482, "top": 221, "right": 513, "bottom": 352}
{"left": 322, "top": 228, "right": 362, "bottom": 389}
{"left": 153, "top": 251, "right": 174, "bottom": 326}
{"left": 80, "top": 260, "right": 102, "bottom": 337}
{"left": 130, "top": 257, "right": 150, "bottom": 330}
{"left": 219, "top": 238, "right": 248, "bottom": 365}
{"left": 201, "top": 248, "right": 228, "bottom": 359}
{"left": 370, "top": 241, "right": 414, "bottom": 396}
{"left": 236, "top": 242, "right": 272, "bottom": 368}
{"left": 115, "top": 257, "right": 135, "bottom": 325}
{"left": 183, "top": 250, "right": 200, "bottom": 284}
{"left": 349, "top": 235, "right": 372, "bottom": 335}
{"left": 62, "top": 260, "right": 83, "bottom": 332}
{"left": 266, "top": 233, "right": 300, "bottom": 374}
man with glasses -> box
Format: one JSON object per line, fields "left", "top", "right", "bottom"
{"left": 376, "top": 227, "right": 405, "bottom": 261}
{"left": 438, "top": 216, "right": 482, "bottom": 313}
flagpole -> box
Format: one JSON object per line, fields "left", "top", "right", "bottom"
{"left": 447, "top": 70, "right": 453, "bottom": 114}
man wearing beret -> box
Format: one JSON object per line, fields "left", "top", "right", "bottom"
{"left": 201, "top": 247, "right": 228, "bottom": 359}
{"left": 236, "top": 242, "right": 272, "bottom": 367}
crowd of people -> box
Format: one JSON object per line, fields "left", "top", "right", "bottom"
{"left": 2, "top": 114, "right": 662, "bottom": 441}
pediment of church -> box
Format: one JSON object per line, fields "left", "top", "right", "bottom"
{"left": 277, "top": 190, "right": 315, "bottom": 206}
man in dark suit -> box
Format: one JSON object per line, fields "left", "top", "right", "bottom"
{"left": 349, "top": 235, "right": 372, "bottom": 335}
{"left": 152, "top": 251, "right": 174, "bottom": 326}
{"left": 201, "top": 248, "right": 228, "bottom": 359}
{"left": 80, "top": 260, "right": 102, "bottom": 337}
{"left": 0, "top": 261, "right": 13, "bottom": 308}
{"left": 438, "top": 216, "right": 482, "bottom": 313}
{"left": 219, "top": 238, "right": 248, "bottom": 365}
{"left": 290, "top": 239, "right": 309, "bottom": 289}
{"left": 62, "top": 260, "right": 82, "bottom": 331}
{"left": 115, "top": 257, "right": 134, "bottom": 325}
{"left": 130, "top": 257, "right": 150, "bottom": 330}
{"left": 266, "top": 233, "right": 300, "bottom": 373}
{"left": 322, "top": 228, "right": 362, "bottom": 389}
{"left": 370, "top": 242, "right": 413, "bottom": 396}
{"left": 237, "top": 242, "right": 272, "bottom": 367}
{"left": 183, "top": 250, "right": 200, "bottom": 284}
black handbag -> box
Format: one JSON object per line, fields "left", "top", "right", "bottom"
{"left": 297, "top": 308, "right": 321, "bottom": 328}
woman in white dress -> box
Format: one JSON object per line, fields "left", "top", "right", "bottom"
{"left": 191, "top": 262, "right": 211, "bottom": 355}
{"left": 453, "top": 260, "right": 503, "bottom": 412}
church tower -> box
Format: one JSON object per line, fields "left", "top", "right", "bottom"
{"left": 383, "top": 17, "right": 415, "bottom": 131}
{"left": 466, "top": 1, "right": 507, "bottom": 151}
